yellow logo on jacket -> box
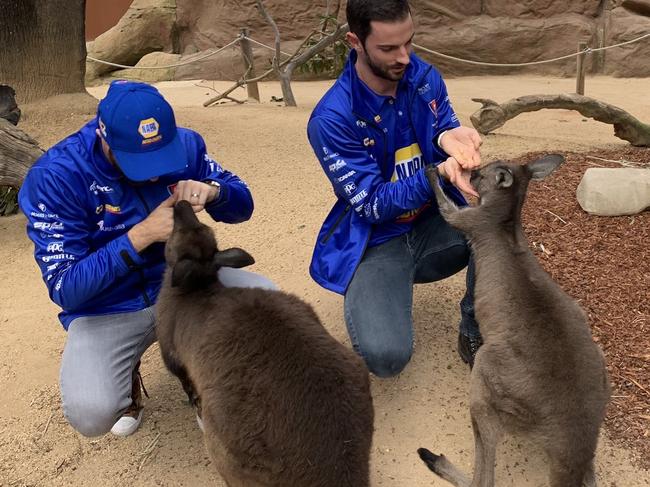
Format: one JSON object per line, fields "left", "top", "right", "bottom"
{"left": 392, "top": 142, "right": 426, "bottom": 222}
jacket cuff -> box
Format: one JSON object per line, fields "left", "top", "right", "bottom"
{"left": 205, "top": 181, "right": 230, "bottom": 209}
{"left": 110, "top": 233, "right": 146, "bottom": 274}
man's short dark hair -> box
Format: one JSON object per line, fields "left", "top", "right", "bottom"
{"left": 346, "top": 0, "right": 411, "bottom": 46}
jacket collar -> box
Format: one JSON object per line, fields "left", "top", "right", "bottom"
{"left": 343, "top": 49, "right": 431, "bottom": 122}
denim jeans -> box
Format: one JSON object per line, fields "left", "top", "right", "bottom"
{"left": 60, "top": 267, "right": 277, "bottom": 437}
{"left": 344, "top": 209, "right": 479, "bottom": 378}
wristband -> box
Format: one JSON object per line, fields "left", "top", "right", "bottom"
{"left": 436, "top": 130, "right": 448, "bottom": 150}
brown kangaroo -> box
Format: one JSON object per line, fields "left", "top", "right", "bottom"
{"left": 156, "top": 200, "right": 374, "bottom": 487}
{"left": 418, "top": 155, "right": 610, "bottom": 487}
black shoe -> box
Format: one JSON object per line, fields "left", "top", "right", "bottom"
{"left": 458, "top": 332, "right": 483, "bottom": 369}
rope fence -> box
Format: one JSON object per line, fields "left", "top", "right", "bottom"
{"left": 86, "top": 31, "right": 650, "bottom": 71}
{"left": 412, "top": 32, "right": 650, "bottom": 67}
{"left": 86, "top": 38, "right": 241, "bottom": 70}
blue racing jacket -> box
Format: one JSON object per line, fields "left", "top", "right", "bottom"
{"left": 307, "top": 51, "right": 467, "bottom": 294}
{"left": 18, "top": 118, "right": 253, "bottom": 329}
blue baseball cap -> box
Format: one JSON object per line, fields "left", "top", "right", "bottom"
{"left": 97, "top": 80, "right": 188, "bottom": 182}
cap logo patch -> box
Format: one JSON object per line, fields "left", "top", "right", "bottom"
{"left": 138, "top": 118, "right": 160, "bottom": 139}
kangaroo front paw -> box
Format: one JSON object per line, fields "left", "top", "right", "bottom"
{"left": 425, "top": 165, "right": 459, "bottom": 217}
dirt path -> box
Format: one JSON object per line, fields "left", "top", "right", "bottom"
{"left": 1, "top": 76, "right": 648, "bottom": 486}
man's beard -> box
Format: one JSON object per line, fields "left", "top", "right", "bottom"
{"left": 364, "top": 51, "right": 407, "bottom": 82}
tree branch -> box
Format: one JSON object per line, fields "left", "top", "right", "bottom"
{"left": 255, "top": 0, "right": 282, "bottom": 73}
{"left": 204, "top": 6, "right": 349, "bottom": 108}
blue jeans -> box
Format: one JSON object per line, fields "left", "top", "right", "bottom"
{"left": 344, "top": 210, "right": 479, "bottom": 378}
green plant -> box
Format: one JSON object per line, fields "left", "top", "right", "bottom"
{"left": 298, "top": 15, "right": 349, "bottom": 78}
{"left": 0, "top": 186, "right": 19, "bottom": 216}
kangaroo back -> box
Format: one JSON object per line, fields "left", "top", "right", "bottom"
{"left": 157, "top": 201, "right": 374, "bottom": 487}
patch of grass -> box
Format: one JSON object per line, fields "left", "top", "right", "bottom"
{"left": 0, "top": 186, "right": 19, "bottom": 216}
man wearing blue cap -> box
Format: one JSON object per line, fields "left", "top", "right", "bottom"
{"left": 19, "top": 81, "right": 274, "bottom": 437}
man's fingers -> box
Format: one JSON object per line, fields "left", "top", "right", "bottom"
{"left": 471, "top": 150, "right": 482, "bottom": 168}
{"left": 456, "top": 177, "right": 479, "bottom": 198}
{"left": 470, "top": 131, "right": 482, "bottom": 150}
{"left": 159, "top": 193, "right": 177, "bottom": 207}
{"left": 454, "top": 147, "right": 473, "bottom": 169}
{"left": 449, "top": 165, "right": 479, "bottom": 198}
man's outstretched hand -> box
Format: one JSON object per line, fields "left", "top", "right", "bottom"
{"left": 439, "top": 126, "right": 482, "bottom": 170}
{"left": 437, "top": 156, "right": 479, "bottom": 198}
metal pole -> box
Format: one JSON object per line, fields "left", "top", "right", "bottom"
{"left": 576, "top": 42, "right": 587, "bottom": 95}
{"left": 239, "top": 28, "right": 260, "bottom": 103}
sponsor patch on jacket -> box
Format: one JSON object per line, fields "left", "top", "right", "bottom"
{"left": 89, "top": 181, "right": 114, "bottom": 194}
{"left": 343, "top": 182, "right": 357, "bottom": 195}
{"left": 46, "top": 242, "right": 64, "bottom": 253}
{"left": 349, "top": 189, "right": 368, "bottom": 205}
{"left": 429, "top": 100, "right": 438, "bottom": 118}
{"left": 328, "top": 160, "right": 346, "bottom": 172}
{"left": 105, "top": 204, "right": 121, "bottom": 214}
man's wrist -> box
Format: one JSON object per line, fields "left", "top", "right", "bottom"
{"left": 127, "top": 225, "right": 149, "bottom": 253}
{"left": 436, "top": 130, "right": 449, "bottom": 151}
{"left": 204, "top": 180, "right": 221, "bottom": 203}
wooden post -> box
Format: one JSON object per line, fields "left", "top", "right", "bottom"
{"left": 239, "top": 28, "right": 260, "bottom": 103}
{"left": 576, "top": 42, "right": 587, "bottom": 95}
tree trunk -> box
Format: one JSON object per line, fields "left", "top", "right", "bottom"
{"left": 0, "top": 119, "right": 43, "bottom": 188}
{"left": 0, "top": 0, "right": 87, "bottom": 103}
{"left": 279, "top": 72, "right": 297, "bottom": 107}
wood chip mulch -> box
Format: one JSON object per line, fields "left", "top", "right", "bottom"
{"left": 514, "top": 147, "right": 649, "bottom": 468}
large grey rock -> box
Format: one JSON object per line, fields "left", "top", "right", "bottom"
{"left": 86, "top": 0, "right": 176, "bottom": 81}
{"left": 482, "top": 0, "right": 601, "bottom": 18}
{"left": 413, "top": 14, "right": 596, "bottom": 77}
{"left": 111, "top": 51, "right": 181, "bottom": 83}
{"left": 577, "top": 167, "right": 650, "bottom": 216}
{"left": 85, "top": 0, "right": 650, "bottom": 82}
{"left": 603, "top": 7, "right": 650, "bottom": 77}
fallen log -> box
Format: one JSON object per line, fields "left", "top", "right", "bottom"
{"left": 0, "top": 118, "right": 43, "bottom": 188}
{"left": 470, "top": 94, "right": 650, "bottom": 147}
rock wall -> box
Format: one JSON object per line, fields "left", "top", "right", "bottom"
{"left": 86, "top": 0, "right": 650, "bottom": 82}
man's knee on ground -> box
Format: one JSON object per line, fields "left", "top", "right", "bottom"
{"left": 363, "top": 343, "right": 412, "bottom": 378}
{"left": 63, "top": 394, "right": 123, "bottom": 437}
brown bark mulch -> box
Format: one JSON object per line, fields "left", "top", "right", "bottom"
{"left": 515, "top": 147, "right": 649, "bottom": 468}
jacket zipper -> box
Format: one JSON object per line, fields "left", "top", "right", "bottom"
{"left": 321, "top": 204, "right": 351, "bottom": 244}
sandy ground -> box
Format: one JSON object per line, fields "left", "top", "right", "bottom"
{"left": 1, "top": 75, "right": 649, "bottom": 486}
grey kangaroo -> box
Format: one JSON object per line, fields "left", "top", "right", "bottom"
{"left": 418, "top": 155, "right": 610, "bottom": 487}
{"left": 156, "top": 200, "right": 374, "bottom": 487}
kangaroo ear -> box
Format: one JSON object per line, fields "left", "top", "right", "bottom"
{"left": 171, "top": 258, "right": 200, "bottom": 288}
{"left": 495, "top": 168, "right": 513, "bottom": 188}
{"left": 528, "top": 154, "right": 564, "bottom": 180}
{"left": 213, "top": 248, "right": 255, "bottom": 269}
